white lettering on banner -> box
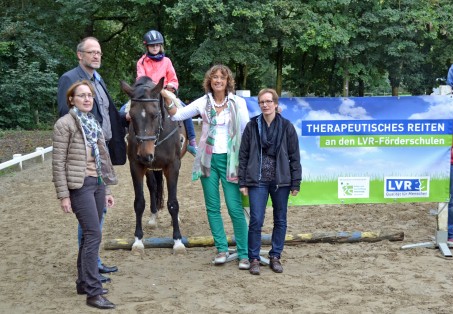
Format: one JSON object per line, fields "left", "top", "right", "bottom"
{"left": 305, "top": 122, "right": 446, "bottom": 135}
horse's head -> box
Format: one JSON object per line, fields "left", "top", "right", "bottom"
{"left": 121, "top": 76, "right": 165, "bottom": 165}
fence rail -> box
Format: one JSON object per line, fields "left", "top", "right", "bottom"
{"left": 0, "top": 118, "right": 202, "bottom": 173}
{"left": 0, "top": 146, "right": 53, "bottom": 171}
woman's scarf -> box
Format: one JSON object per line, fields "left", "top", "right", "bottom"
{"left": 146, "top": 52, "right": 165, "bottom": 61}
{"left": 73, "top": 107, "right": 104, "bottom": 184}
{"left": 192, "top": 93, "right": 242, "bottom": 183}
{"left": 259, "top": 113, "right": 283, "bottom": 158}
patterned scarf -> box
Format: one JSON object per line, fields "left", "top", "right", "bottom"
{"left": 73, "top": 107, "right": 104, "bottom": 184}
{"left": 192, "top": 93, "right": 242, "bottom": 183}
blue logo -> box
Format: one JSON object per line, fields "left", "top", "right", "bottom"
{"left": 386, "top": 178, "right": 428, "bottom": 192}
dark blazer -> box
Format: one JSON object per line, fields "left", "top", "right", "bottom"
{"left": 238, "top": 114, "right": 302, "bottom": 191}
{"left": 57, "top": 65, "right": 127, "bottom": 165}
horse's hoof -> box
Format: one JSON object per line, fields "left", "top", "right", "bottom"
{"left": 173, "top": 239, "right": 187, "bottom": 254}
{"left": 173, "top": 245, "right": 187, "bottom": 255}
{"left": 148, "top": 215, "right": 157, "bottom": 229}
{"left": 131, "top": 244, "right": 145, "bottom": 256}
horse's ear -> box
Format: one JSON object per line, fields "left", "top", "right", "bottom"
{"left": 120, "top": 80, "right": 134, "bottom": 98}
{"left": 154, "top": 77, "right": 165, "bottom": 92}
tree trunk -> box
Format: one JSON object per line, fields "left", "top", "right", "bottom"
{"left": 358, "top": 79, "right": 365, "bottom": 97}
{"left": 34, "top": 110, "right": 39, "bottom": 125}
{"left": 388, "top": 64, "right": 402, "bottom": 96}
{"left": 343, "top": 61, "right": 349, "bottom": 97}
{"left": 275, "top": 41, "right": 283, "bottom": 96}
{"left": 328, "top": 58, "right": 337, "bottom": 97}
{"left": 392, "top": 86, "right": 399, "bottom": 96}
{"left": 235, "top": 64, "right": 248, "bottom": 90}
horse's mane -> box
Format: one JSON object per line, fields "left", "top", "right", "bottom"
{"left": 133, "top": 76, "right": 157, "bottom": 99}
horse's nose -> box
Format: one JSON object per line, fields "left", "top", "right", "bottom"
{"left": 139, "top": 154, "right": 154, "bottom": 164}
{"left": 144, "top": 154, "right": 154, "bottom": 163}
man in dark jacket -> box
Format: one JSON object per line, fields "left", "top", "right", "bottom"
{"left": 57, "top": 37, "right": 126, "bottom": 282}
{"left": 57, "top": 37, "right": 126, "bottom": 166}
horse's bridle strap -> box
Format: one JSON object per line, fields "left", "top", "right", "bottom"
{"left": 155, "top": 126, "right": 179, "bottom": 147}
{"left": 131, "top": 98, "right": 160, "bottom": 102}
{"left": 136, "top": 135, "right": 157, "bottom": 143}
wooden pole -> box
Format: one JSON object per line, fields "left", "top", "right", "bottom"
{"left": 104, "top": 230, "right": 404, "bottom": 250}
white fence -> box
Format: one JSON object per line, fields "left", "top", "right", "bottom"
{"left": 0, "top": 118, "right": 202, "bottom": 173}
{"left": 0, "top": 146, "right": 53, "bottom": 171}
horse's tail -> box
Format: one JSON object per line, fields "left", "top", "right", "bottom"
{"left": 154, "top": 170, "right": 164, "bottom": 211}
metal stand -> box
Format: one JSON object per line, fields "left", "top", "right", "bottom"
{"left": 401, "top": 202, "right": 452, "bottom": 257}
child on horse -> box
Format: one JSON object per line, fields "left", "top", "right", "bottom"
{"left": 137, "top": 29, "right": 198, "bottom": 156}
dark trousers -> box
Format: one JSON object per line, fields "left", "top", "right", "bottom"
{"left": 70, "top": 176, "right": 105, "bottom": 297}
{"left": 248, "top": 181, "right": 290, "bottom": 260}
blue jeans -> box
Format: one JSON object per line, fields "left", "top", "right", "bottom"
{"left": 248, "top": 181, "right": 290, "bottom": 260}
{"left": 78, "top": 206, "right": 107, "bottom": 268}
{"left": 448, "top": 165, "right": 453, "bottom": 239}
{"left": 183, "top": 118, "right": 196, "bottom": 142}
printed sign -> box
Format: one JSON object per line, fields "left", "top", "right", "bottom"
{"left": 244, "top": 96, "right": 453, "bottom": 205}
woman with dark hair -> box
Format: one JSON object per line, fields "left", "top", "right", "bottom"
{"left": 162, "top": 64, "right": 251, "bottom": 270}
{"left": 52, "top": 80, "right": 117, "bottom": 309}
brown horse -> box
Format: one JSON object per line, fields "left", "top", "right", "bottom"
{"left": 120, "top": 76, "right": 187, "bottom": 254}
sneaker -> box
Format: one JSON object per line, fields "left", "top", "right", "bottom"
{"left": 238, "top": 258, "right": 250, "bottom": 270}
{"left": 214, "top": 252, "right": 229, "bottom": 265}
{"left": 187, "top": 145, "right": 197, "bottom": 157}
{"left": 249, "top": 259, "right": 260, "bottom": 275}
{"left": 269, "top": 256, "right": 283, "bottom": 273}
{"left": 448, "top": 238, "right": 453, "bottom": 243}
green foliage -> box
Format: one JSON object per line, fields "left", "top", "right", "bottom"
{"left": 0, "top": 49, "right": 57, "bottom": 129}
{"left": 1, "top": 0, "right": 453, "bottom": 129}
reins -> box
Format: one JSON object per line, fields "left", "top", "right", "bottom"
{"left": 130, "top": 96, "right": 179, "bottom": 147}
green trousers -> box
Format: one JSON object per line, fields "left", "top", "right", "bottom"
{"left": 200, "top": 153, "right": 248, "bottom": 259}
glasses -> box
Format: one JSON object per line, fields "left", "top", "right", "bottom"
{"left": 81, "top": 50, "right": 103, "bottom": 56}
{"left": 258, "top": 100, "right": 274, "bottom": 105}
{"left": 75, "top": 93, "right": 94, "bottom": 99}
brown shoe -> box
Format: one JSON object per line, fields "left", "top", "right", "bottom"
{"left": 269, "top": 256, "right": 283, "bottom": 273}
{"left": 249, "top": 259, "right": 260, "bottom": 275}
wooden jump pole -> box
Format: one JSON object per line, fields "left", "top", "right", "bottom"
{"left": 104, "top": 230, "right": 404, "bottom": 250}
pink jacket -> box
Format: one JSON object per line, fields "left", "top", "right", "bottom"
{"left": 136, "top": 55, "right": 179, "bottom": 90}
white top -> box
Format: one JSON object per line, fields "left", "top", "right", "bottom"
{"left": 171, "top": 93, "right": 250, "bottom": 153}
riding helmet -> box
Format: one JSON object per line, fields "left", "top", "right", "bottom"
{"left": 143, "top": 30, "right": 164, "bottom": 45}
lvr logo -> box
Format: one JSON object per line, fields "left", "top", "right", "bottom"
{"left": 386, "top": 179, "right": 427, "bottom": 192}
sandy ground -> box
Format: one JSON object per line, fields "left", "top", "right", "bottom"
{"left": 1, "top": 136, "right": 453, "bottom": 313}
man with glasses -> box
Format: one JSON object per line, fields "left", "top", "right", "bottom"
{"left": 57, "top": 36, "right": 127, "bottom": 284}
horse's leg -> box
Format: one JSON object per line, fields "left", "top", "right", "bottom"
{"left": 146, "top": 170, "right": 158, "bottom": 228}
{"left": 130, "top": 162, "right": 147, "bottom": 255}
{"left": 164, "top": 161, "right": 186, "bottom": 254}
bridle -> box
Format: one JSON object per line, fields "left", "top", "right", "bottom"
{"left": 130, "top": 95, "right": 179, "bottom": 146}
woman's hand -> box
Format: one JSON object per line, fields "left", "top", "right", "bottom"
{"left": 106, "top": 195, "right": 115, "bottom": 208}
{"left": 160, "top": 89, "right": 172, "bottom": 105}
{"left": 290, "top": 190, "right": 299, "bottom": 196}
{"left": 239, "top": 187, "right": 248, "bottom": 196}
{"left": 60, "top": 197, "right": 72, "bottom": 213}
